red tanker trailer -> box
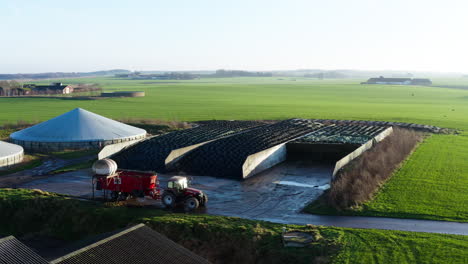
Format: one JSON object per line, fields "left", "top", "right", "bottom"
{"left": 92, "top": 159, "right": 208, "bottom": 211}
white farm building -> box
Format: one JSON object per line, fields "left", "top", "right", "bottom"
{"left": 0, "top": 141, "right": 24, "bottom": 168}
{"left": 10, "top": 108, "right": 147, "bottom": 151}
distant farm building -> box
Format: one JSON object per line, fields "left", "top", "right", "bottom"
{"left": 362, "top": 76, "right": 432, "bottom": 86}
{"left": 0, "top": 87, "right": 30, "bottom": 96}
{"left": 10, "top": 108, "right": 147, "bottom": 151}
{"left": 0, "top": 141, "right": 24, "bottom": 168}
{"left": 24, "top": 82, "right": 74, "bottom": 94}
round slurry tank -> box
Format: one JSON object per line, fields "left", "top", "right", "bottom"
{"left": 10, "top": 108, "right": 147, "bottom": 151}
{"left": 0, "top": 141, "right": 24, "bottom": 168}
{"left": 92, "top": 159, "right": 118, "bottom": 176}
{"left": 101, "top": 91, "right": 145, "bottom": 97}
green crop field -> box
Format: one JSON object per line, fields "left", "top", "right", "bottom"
{"left": 357, "top": 134, "right": 468, "bottom": 222}
{"left": 1, "top": 77, "right": 468, "bottom": 223}
{"left": 0, "top": 77, "right": 467, "bottom": 130}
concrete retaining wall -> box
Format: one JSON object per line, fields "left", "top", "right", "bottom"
{"left": 332, "top": 127, "right": 393, "bottom": 179}
{"left": 242, "top": 143, "right": 287, "bottom": 179}
{"left": 165, "top": 141, "right": 213, "bottom": 170}
{"left": 0, "top": 150, "right": 24, "bottom": 169}
{"left": 12, "top": 134, "right": 146, "bottom": 152}
{"left": 98, "top": 138, "right": 146, "bottom": 160}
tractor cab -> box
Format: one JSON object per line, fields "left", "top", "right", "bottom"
{"left": 162, "top": 176, "right": 208, "bottom": 211}
{"left": 167, "top": 176, "right": 189, "bottom": 192}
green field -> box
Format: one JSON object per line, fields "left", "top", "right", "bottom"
{"left": 0, "top": 77, "right": 467, "bottom": 130}
{"left": 1, "top": 189, "right": 466, "bottom": 264}
{"left": 359, "top": 134, "right": 468, "bottom": 222}
{"left": 333, "top": 228, "right": 468, "bottom": 264}
{"left": 1, "top": 77, "right": 468, "bottom": 223}
{"left": 305, "top": 134, "right": 468, "bottom": 222}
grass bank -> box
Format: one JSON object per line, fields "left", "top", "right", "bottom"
{"left": 306, "top": 134, "right": 468, "bottom": 222}
{"left": 1, "top": 189, "right": 466, "bottom": 264}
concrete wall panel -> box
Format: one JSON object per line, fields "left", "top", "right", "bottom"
{"left": 165, "top": 141, "right": 213, "bottom": 170}
{"left": 242, "top": 143, "right": 287, "bottom": 179}
{"left": 332, "top": 127, "right": 393, "bottom": 179}
{"left": 98, "top": 138, "right": 146, "bottom": 160}
{"left": 0, "top": 151, "right": 24, "bottom": 169}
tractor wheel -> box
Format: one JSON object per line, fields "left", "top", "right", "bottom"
{"left": 162, "top": 192, "right": 176, "bottom": 208}
{"left": 184, "top": 197, "right": 199, "bottom": 211}
{"left": 110, "top": 191, "right": 119, "bottom": 201}
{"left": 119, "top": 193, "right": 130, "bottom": 201}
{"left": 201, "top": 194, "right": 208, "bottom": 207}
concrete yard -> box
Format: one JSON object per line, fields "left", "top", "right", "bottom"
{"left": 18, "top": 160, "right": 333, "bottom": 219}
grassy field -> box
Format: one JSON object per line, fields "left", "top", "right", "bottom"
{"left": 1, "top": 77, "right": 468, "bottom": 223}
{"left": 0, "top": 189, "right": 466, "bottom": 264}
{"left": 0, "top": 77, "right": 467, "bottom": 130}
{"left": 305, "top": 133, "right": 468, "bottom": 222}
{"left": 333, "top": 228, "right": 468, "bottom": 264}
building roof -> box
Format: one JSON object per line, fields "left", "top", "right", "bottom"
{"left": 367, "top": 77, "right": 412, "bottom": 82}
{"left": 0, "top": 141, "right": 23, "bottom": 158}
{"left": 0, "top": 236, "right": 48, "bottom": 264}
{"left": 51, "top": 224, "right": 210, "bottom": 264}
{"left": 10, "top": 108, "right": 146, "bottom": 143}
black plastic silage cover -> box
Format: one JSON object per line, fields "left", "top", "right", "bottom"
{"left": 111, "top": 121, "right": 265, "bottom": 172}
{"left": 174, "top": 119, "right": 324, "bottom": 179}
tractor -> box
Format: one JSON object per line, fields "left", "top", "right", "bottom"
{"left": 161, "top": 176, "right": 208, "bottom": 211}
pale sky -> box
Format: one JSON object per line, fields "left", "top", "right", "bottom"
{"left": 1, "top": 0, "right": 468, "bottom": 73}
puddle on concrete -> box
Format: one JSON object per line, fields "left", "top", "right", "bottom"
{"left": 273, "top": 181, "right": 330, "bottom": 190}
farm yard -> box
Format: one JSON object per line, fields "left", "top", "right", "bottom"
{"left": 0, "top": 77, "right": 468, "bottom": 263}
{"left": 0, "top": 77, "right": 467, "bottom": 222}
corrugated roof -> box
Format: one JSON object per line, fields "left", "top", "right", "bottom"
{"left": 0, "top": 141, "right": 23, "bottom": 158}
{"left": 51, "top": 224, "right": 210, "bottom": 264}
{"left": 10, "top": 108, "right": 146, "bottom": 143}
{"left": 0, "top": 236, "right": 48, "bottom": 264}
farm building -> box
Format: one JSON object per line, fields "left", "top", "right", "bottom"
{"left": 24, "top": 82, "right": 74, "bottom": 94}
{"left": 0, "top": 225, "right": 209, "bottom": 264}
{"left": 0, "top": 236, "right": 48, "bottom": 263}
{"left": 0, "top": 141, "right": 24, "bottom": 168}
{"left": 10, "top": 108, "right": 147, "bottom": 151}
{"left": 362, "top": 76, "right": 432, "bottom": 86}
{"left": 51, "top": 224, "right": 210, "bottom": 264}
